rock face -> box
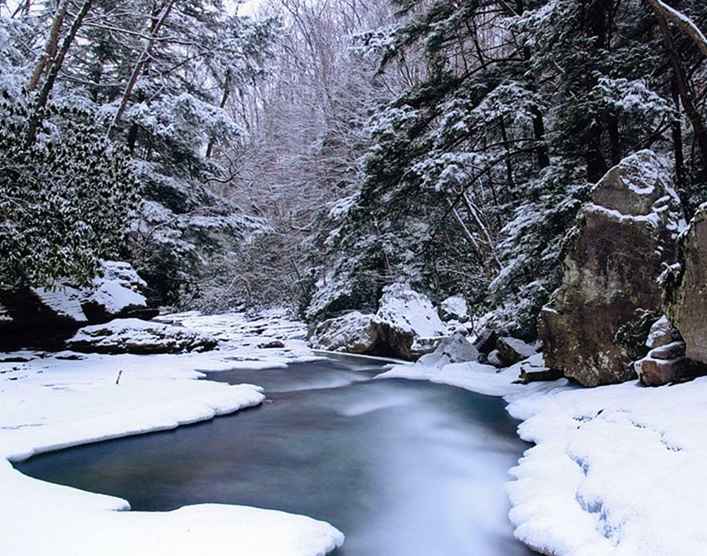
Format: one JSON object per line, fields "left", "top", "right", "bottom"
{"left": 539, "top": 151, "right": 685, "bottom": 386}
{"left": 309, "top": 311, "right": 379, "bottom": 354}
{"left": 67, "top": 318, "right": 217, "bottom": 355}
{"left": 667, "top": 205, "right": 707, "bottom": 367}
{"left": 0, "top": 261, "right": 156, "bottom": 350}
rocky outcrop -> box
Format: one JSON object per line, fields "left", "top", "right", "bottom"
{"left": 0, "top": 261, "right": 156, "bottom": 350}
{"left": 539, "top": 151, "right": 685, "bottom": 386}
{"left": 66, "top": 318, "right": 217, "bottom": 355}
{"left": 666, "top": 204, "right": 707, "bottom": 367}
{"left": 309, "top": 311, "right": 379, "bottom": 354}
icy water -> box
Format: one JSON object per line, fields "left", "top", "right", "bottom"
{"left": 17, "top": 356, "right": 533, "bottom": 556}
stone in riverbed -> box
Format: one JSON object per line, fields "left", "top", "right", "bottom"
{"left": 539, "top": 150, "right": 685, "bottom": 386}
{"left": 439, "top": 295, "right": 469, "bottom": 323}
{"left": 418, "top": 332, "right": 479, "bottom": 367}
{"left": 66, "top": 318, "right": 217, "bottom": 355}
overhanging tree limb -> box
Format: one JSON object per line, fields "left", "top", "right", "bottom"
{"left": 647, "top": 0, "right": 707, "bottom": 58}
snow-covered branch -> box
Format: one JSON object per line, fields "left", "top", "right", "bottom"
{"left": 647, "top": 0, "right": 707, "bottom": 57}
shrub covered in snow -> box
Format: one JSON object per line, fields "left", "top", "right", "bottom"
{"left": 0, "top": 91, "right": 140, "bottom": 289}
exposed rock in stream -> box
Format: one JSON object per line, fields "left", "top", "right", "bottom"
{"left": 67, "top": 318, "right": 217, "bottom": 355}
{"left": 539, "top": 151, "right": 685, "bottom": 386}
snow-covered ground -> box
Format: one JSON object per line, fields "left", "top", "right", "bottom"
{"left": 379, "top": 353, "right": 707, "bottom": 556}
{"left": 0, "top": 310, "right": 343, "bottom": 556}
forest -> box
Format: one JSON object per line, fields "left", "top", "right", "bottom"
{"left": 2, "top": 1, "right": 707, "bottom": 555}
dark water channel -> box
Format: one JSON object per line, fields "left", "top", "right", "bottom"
{"left": 17, "top": 356, "right": 532, "bottom": 555}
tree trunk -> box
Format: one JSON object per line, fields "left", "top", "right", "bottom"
{"left": 27, "top": 0, "right": 69, "bottom": 91}
{"left": 25, "top": 0, "right": 95, "bottom": 146}
{"left": 206, "top": 70, "right": 232, "bottom": 159}
{"left": 107, "top": 0, "right": 176, "bottom": 138}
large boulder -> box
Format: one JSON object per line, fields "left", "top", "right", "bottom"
{"left": 539, "top": 151, "right": 685, "bottom": 386}
{"left": 666, "top": 204, "right": 707, "bottom": 367}
{"left": 373, "top": 283, "right": 447, "bottom": 360}
{"left": 66, "top": 318, "right": 217, "bottom": 355}
{"left": 309, "top": 311, "right": 379, "bottom": 354}
{"left": 308, "top": 283, "right": 448, "bottom": 360}
{"left": 0, "top": 261, "right": 156, "bottom": 350}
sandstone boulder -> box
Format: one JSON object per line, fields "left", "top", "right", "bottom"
{"left": 67, "top": 318, "right": 217, "bottom": 355}
{"left": 539, "top": 150, "right": 685, "bottom": 386}
{"left": 636, "top": 340, "right": 688, "bottom": 386}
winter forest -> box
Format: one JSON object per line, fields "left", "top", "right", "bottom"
{"left": 2, "top": 1, "right": 707, "bottom": 555}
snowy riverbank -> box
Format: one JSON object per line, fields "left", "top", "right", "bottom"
{"left": 379, "top": 354, "right": 707, "bottom": 556}
{"left": 0, "top": 311, "right": 343, "bottom": 556}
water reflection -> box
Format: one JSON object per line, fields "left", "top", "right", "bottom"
{"left": 17, "top": 358, "right": 532, "bottom": 556}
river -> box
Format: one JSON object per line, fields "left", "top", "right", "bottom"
{"left": 17, "top": 355, "right": 533, "bottom": 555}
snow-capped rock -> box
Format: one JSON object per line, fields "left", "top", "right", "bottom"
{"left": 439, "top": 295, "right": 469, "bottom": 322}
{"left": 373, "top": 283, "right": 447, "bottom": 360}
{"left": 496, "top": 336, "right": 536, "bottom": 366}
{"left": 418, "top": 332, "right": 479, "bottom": 367}
{"left": 646, "top": 315, "right": 682, "bottom": 349}
{"left": 539, "top": 150, "right": 685, "bottom": 386}
{"left": 67, "top": 319, "right": 217, "bottom": 355}
{"left": 310, "top": 311, "right": 379, "bottom": 354}
{"left": 0, "top": 261, "right": 155, "bottom": 351}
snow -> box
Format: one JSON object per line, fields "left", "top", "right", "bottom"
{"left": 377, "top": 347, "right": 707, "bottom": 556}
{"left": 0, "top": 311, "right": 342, "bottom": 556}
{"left": 32, "top": 261, "right": 148, "bottom": 323}
{"left": 375, "top": 282, "right": 447, "bottom": 338}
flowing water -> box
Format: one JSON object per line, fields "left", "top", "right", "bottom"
{"left": 17, "top": 355, "right": 533, "bottom": 555}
